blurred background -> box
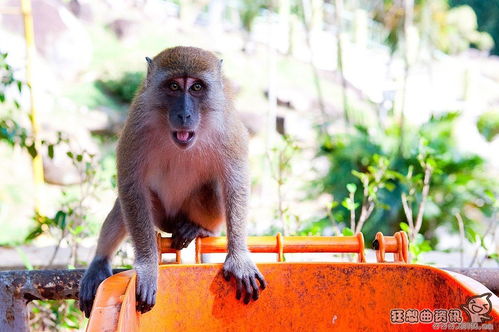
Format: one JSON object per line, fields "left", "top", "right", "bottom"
{"left": 1, "top": 0, "right": 498, "bottom": 329}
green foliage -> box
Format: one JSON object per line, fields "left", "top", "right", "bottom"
{"left": 477, "top": 109, "right": 499, "bottom": 141}
{"left": 238, "top": 0, "right": 266, "bottom": 32}
{"left": 375, "top": 1, "right": 494, "bottom": 55}
{"left": 450, "top": 0, "right": 499, "bottom": 55}
{"left": 400, "top": 222, "right": 432, "bottom": 262}
{"left": 410, "top": 233, "right": 432, "bottom": 262}
{"left": 25, "top": 149, "right": 102, "bottom": 274}
{"left": 443, "top": 5, "right": 494, "bottom": 53}
{"left": 0, "top": 53, "right": 21, "bottom": 102}
{"left": 0, "top": 52, "right": 31, "bottom": 151}
{"left": 0, "top": 52, "right": 65, "bottom": 161}
{"left": 267, "top": 134, "right": 302, "bottom": 234}
{"left": 95, "top": 71, "right": 145, "bottom": 104}
{"left": 30, "top": 300, "right": 84, "bottom": 330}
{"left": 342, "top": 227, "right": 354, "bottom": 236}
{"left": 305, "top": 112, "right": 497, "bottom": 242}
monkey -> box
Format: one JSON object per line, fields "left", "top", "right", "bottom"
{"left": 78, "top": 46, "right": 266, "bottom": 318}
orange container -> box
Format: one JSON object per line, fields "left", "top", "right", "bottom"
{"left": 87, "top": 234, "right": 499, "bottom": 331}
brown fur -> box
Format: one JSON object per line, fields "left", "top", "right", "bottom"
{"left": 79, "top": 47, "right": 265, "bottom": 317}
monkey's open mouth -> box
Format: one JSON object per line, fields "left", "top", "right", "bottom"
{"left": 173, "top": 130, "right": 195, "bottom": 146}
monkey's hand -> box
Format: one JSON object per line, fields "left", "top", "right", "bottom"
{"left": 79, "top": 257, "right": 112, "bottom": 318}
{"left": 222, "top": 251, "right": 266, "bottom": 304}
{"left": 135, "top": 262, "right": 158, "bottom": 314}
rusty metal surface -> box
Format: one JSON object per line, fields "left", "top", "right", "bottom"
{"left": 0, "top": 269, "right": 84, "bottom": 301}
{"left": 444, "top": 268, "right": 499, "bottom": 296}
{"left": 0, "top": 240, "right": 497, "bottom": 332}
{"left": 0, "top": 280, "right": 28, "bottom": 332}
{"left": 89, "top": 263, "right": 499, "bottom": 332}
{"left": 0, "top": 269, "right": 127, "bottom": 331}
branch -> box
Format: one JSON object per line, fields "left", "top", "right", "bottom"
{"left": 349, "top": 191, "right": 355, "bottom": 231}
{"left": 401, "top": 192, "right": 414, "bottom": 237}
{"left": 414, "top": 165, "right": 432, "bottom": 235}
{"left": 455, "top": 213, "right": 465, "bottom": 268}
{"left": 355, "top": 199, "right": 374, "bottom": 233}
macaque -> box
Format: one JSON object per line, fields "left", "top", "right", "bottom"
{"left": 79, "top": 46, "right": 266, "bottom": 317}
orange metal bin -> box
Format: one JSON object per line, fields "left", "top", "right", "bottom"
{"left": 86, "top": 234, "right": 499, "bottom": 331}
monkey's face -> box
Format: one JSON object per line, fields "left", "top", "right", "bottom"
{"left": 161, "top": 77, "right": 206, "bottom": 149}
{"left": 144, "top": 46, "right": 224, "bottom": 150}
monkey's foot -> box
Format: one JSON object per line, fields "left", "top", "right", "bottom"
{"left": 79, "top": 257, "right": 112, "bottom": 318}
{"left": 223, "top": 251, "right": 267, "bottom": 304}
{"left": 135, "top": 263, "right": 157, "bottom": 314}
{"left": 171, "top": 220, "right": 212, "bottom": 250}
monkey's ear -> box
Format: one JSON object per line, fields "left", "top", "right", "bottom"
{"left": 218, "top": 59, "right": 223, "bottom": 73}
{"left": 218, "top": 59, "right": 224, "bottom": 89}
{"left": 145, "top": 57, "right": 154, "bottom": 87}
{"left": 145, "top": 57, "right": 154, "bottom": 71}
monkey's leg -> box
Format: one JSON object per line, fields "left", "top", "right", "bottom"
{"left": 119, "top": 183, "right": 158, "bottom": 314}
{"left": 221, "top": 160, "right": 266, "bottom": 304}
{"left": 79, "top": 199, "right": 127, "bottom": 318}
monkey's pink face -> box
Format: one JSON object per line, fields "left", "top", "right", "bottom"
{"left": 162, "top": 76, "right": 206, "bottom": 149}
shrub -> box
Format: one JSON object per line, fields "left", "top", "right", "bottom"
{"left": 477, "top": 109, "right": 499, "bottom": 142}
{"left": 302, "top": 112, "right": 497, "bottom": 243}
{"left": 95, "top": 71, "right": 145, "bottom": 104}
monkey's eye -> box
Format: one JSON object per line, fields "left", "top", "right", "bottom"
{"left": 191, "top": 82, "right": 203, "bottom": 92}
{"left": 169, "top": 82, "right": 180, "bottom": 91}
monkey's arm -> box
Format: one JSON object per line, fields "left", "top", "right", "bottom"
{"left": 221, "top": 157, "right": 266, "bottom": 304}
{"left": 79, "top": 199, "right": 126, "bottom": 317}
{"left": 118, "top": 175, "right": 158, "bottom": 314}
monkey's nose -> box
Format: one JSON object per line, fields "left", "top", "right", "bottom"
{"left": 177, "top": 114, "right": 191, "bottom": 123}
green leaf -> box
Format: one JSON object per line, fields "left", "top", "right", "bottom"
{"left": 385, "top": 182, "right": 396, "bottom": 191}
{"left": 342, "top": 227, "right": 354, "bottom": 236}
{"left": 341, "top": 198, "right": 359, "bottom": 211}
{"left": 346, "top": 183, "right": 357, "bottom": 193}
{"left": 48, "top": 144, "right": 54, "bottom": 159}
{"left": 465, "top": 226, "right": 478, "bottom": 243}
{"left": 399, "top": 222, "right": 410, "bottom": 232}
{"left": 54, "top": 211, "right": 67, "bottom": 229}
{"left": 26, "top": 143, "right": 37, "bottom": 158}
{"left": 329, "top": 201, "right": 339, "bottom": 209}
{"left": 352, "top": 170, "right": 369, "bottom": 183}
{"left": 66, "top": 151, "right": 74, "bottom": 159}
{"left": 70, "top": 225, "right": 85, "bottom": 235}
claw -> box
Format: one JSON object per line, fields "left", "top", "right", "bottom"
{"left": 135, "top": 270, "right": 157, "bottom": 314}
{"left": 236, "top": 278, "right": 242, "bottom": 300}
{"left": 243, "top": 279, "right": 252, "bottom": 304}
{"left": 256, "top": 271, "right": 267, "bottom": 290}
{"left": 250, "top": 277, "right": 259, "bottom": 300}
{"left": 223, "top": 253, "right": 266, "bottom": 304}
